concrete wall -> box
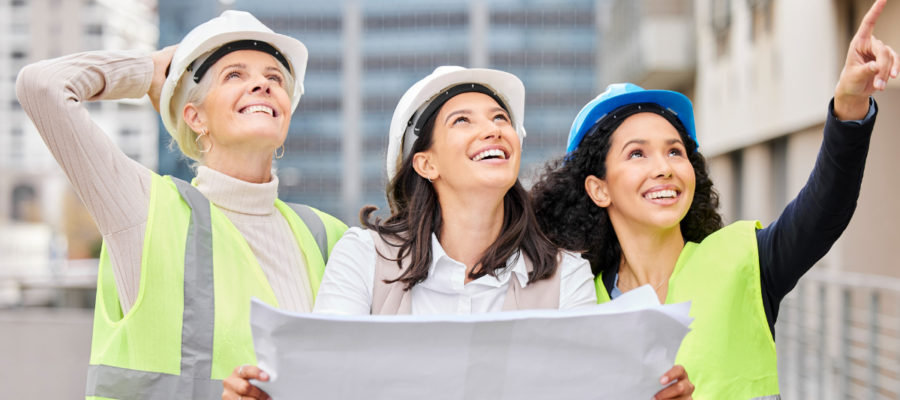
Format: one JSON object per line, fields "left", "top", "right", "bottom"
{"left": 0, "top": 308, "right": 93, "bottom": 399}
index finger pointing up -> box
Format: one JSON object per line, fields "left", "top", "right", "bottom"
{"left": 857, "top": 0, "right": 887, "bottom": 39}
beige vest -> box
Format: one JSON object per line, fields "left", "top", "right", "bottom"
{"left": 368, "top": 230, "right": 561, "bottom": 314}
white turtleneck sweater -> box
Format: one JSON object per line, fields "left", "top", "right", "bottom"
{"left": 17, "top": 50, "right": 313, "bottom": 314}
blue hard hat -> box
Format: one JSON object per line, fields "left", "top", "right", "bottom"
{"left": 565, "top": 83, "right": 697, "bottom": 154}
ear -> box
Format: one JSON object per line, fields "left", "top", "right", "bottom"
{"left": 585, "top": 175, "right": 611, "bottom": 208}
{"left": 182, "top": 103, "right": 205, "bottom": 135}
{"left": 412, "top": 152, "right": 439, "bottom": 182}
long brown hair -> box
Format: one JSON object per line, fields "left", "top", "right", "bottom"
{"left": 360, "top": 104, "right": 560, "bottom": 290}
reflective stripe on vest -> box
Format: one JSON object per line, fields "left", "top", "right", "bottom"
{"left": 86, "top": 178, "right": 219, "bottom": 399}
{"left": 285, "top": 203, "right": 329, "bottom": 264}
{"left": 751, "top": 396, "right": 782, "bottom": 400}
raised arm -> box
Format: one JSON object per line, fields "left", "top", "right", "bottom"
{"left": 16, "top": 50, "right": 155, "bottom": 237}
{"left": 756, "top": 0, "right": 897, "bottom": 332}
{"left": 15, "top": 48, "right": 173, "bottom": 312}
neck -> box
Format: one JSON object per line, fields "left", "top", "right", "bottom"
{"left": 434, "top": 185, "right": 506, "bottom": 282}
{"left": 203, "top": 148, "right": 274, "bottom": 184}
{"left": 611, "top": 212, "right": 684, "bottom": 297}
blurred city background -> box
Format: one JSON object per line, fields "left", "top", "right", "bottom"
{"left": 0, "top": 0, "right": 898, "bottom": 398}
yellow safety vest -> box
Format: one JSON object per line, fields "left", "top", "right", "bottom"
{"left": 86, "top": 173, "right": 347, "bottom": 399}
{"left": 597, "top": 221, "right": 780, "bottom": 400}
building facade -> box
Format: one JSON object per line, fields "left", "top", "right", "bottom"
{"left": 0, "top": 0, "right": 159, "bottom": 262}
{"left": 158, "top": 0, "right": 605, "bottom": 224}
{"left": 693, "top": 0, "right": 900, "bottom": 278}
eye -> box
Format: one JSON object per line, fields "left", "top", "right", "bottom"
{"left": 268, "top": 75, "right": 284, "bottom": 85}
{"left": 669, "top": 148, "right": 683, "bottom": 157}
{"left": 225, "top": 71, "right": 241, "bottom": 80}
{"left": 453, "top": 116, "right": 469, "bottom": 126}
{"left": 629, "top": 150, "right": 644, "bottom": 159}
{"left": 494, "top": 114, "right": 509, "bottom": 123}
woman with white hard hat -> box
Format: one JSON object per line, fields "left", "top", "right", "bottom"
{"left": 530, "top": 1, "right": 897, "bottom": 398}
{"left": 16, "top": 10, "right": 346, "bottom": 399}
{"left": 223, "top": 66, "right": 695, "bottom": 400}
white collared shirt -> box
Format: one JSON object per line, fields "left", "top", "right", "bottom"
{"left": 313, "top": 228, "right": 597, "bottom": 315}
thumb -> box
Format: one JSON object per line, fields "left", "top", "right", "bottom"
{"left": 842, "top": 61, "right": 879, "bottom": 95}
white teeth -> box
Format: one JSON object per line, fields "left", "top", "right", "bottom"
{"left": 644, "top": 190, "right": 678, "bottom": 200}
{"left": 241, "top": 105, "right": 274, "bottom": 116}
{"left": 471, "top": 149, "right": 507, "bottom": 162}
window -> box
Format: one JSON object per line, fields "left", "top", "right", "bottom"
{"left": 11, "top": 128, "right": 23, "bottom": 136}
{"left": 11, "top": 0, "right": 26, "bottom": 6}
{"left": 11, "top": 50, "right": 26, "bottom": 59}
{"left": 11, "top": 185, "right": 36, "bottom": 221}
{"left": 10, "top": 99, "right": 22, "bottom": 110}
{"left": 749, "top": 0, "right": 774, "bottom": 43}
{"left": 85, "top": 24, "right": 103, "bottom": 35}
{"left": 711, "top": 0, "right": 731, "bottom": 58}
{"left": 120, "top": 128, "right": 139, "bottom": 136}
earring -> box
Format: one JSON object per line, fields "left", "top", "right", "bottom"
{"left": 196, "top": 129, "right": 212, "bottom": 153}
{"left": 275, "top": 144, "right": 285, "bottom": 159}
{"left": 427, "top": 174, "right": 433, "bottom": 183}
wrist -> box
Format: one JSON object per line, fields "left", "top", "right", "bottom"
{"left": 833, "top": 93, "right": 870, "bottom": 121}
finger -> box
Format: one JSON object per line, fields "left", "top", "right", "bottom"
{"left": 235, "top": 365, "right": 270, "bottom": 382}
{"left": 856, "top": 0, "right": 886, "bottom": 40}
{"left": 223, "top": 376, "right": 270, "bottom": 399}
{"left": 889, "top": 45, "right": 899, "bottom": 79}
{"left": 873, "top": 38, "right": 892, "bottom": 89}
{"left": 653, "top": 381, "right": 687, "bottom": 400}
{"left": 660, "top": 365, "right": 686, "bottom": 385}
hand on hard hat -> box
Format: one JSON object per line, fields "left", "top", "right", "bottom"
{"left": 835, "top": 0, "right": 899, "bottom": 120}
{"left": 148, "top": 45, "right": 178, "bottom": 114}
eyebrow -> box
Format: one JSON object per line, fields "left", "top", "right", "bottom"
{"left": 621, "top": 139, "right": 647, "bottom": 152}
{"left": 444, "top": 109, "right": 471, "bottom": 124}
{"left": 218, "top": 63, "right": 246, "bottom": 76}
{"left": 265, "top": 66, "right": 283, "bottom": 74}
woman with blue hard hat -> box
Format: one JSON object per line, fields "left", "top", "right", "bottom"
{"left": 530, "top": 1, "right": 897, "bottom": 399}
{"left": 223, "top": 66, "right": 695, "bottom": 400}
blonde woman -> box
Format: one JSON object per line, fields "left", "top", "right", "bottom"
{"left": 17, "top": 11, "right": 346, "bottom": 399}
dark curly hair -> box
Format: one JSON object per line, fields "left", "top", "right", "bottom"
{"left": 530, "top": 103, "right": 723, "bottom": 277}
{"left": 360, "top": 99, "right": 560, "bottom": 291}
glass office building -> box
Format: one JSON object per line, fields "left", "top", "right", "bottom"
{"left": 158, "top": 0, "right": 601, "bottom": 225}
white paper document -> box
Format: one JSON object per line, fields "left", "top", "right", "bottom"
{"left": 250, "top": 285, "right": 692, "bottom": 400}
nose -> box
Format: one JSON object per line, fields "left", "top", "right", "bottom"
{"left": 249, "top": 74, "right": 271, "bottom": 95}
{"left": 652, "top": 155, "right": 674, "bottom": 179}
{"left": 482, "top": 118, "right": 503, "bottom": 141}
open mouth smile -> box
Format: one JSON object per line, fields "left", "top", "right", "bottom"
{"left": 471, "top": 148, "right": 508, "bottom": 162}
{"left": 641, "top": 186, "right": 682, "bottom": 205}
{"left": 239, "top": 104, "right": 277, "bottom": 117}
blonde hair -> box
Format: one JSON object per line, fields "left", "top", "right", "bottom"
{"left": 170, "top": 57, "right": 296, "bottom": 162}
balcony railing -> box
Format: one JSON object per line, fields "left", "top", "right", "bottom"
{"left": 776, "top": 268, "right": 900, "bottom": 399}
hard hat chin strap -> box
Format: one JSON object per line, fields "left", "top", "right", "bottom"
{"left": 191, "top": 40, "right": 292, "bottom": 84}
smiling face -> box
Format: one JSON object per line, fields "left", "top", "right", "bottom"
{"left": 589, "top": 112, "right": 695, "bottom": 231}
{"left": 183, "top": 49, "right": 292, "bottom": 155}
{"left": 413, "top": 92, "right": 520, "bottom": 196}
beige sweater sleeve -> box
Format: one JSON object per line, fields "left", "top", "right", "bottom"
{"left": 16, "top": 51, "right": 155, "bottom": 313}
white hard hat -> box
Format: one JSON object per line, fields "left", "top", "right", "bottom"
{"left": 386, "top": 66, "right": 526, "bottom": 181}
{"left": 159, "top": 10, "right": 308, "bottom": 137}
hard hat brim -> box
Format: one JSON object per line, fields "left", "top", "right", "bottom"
{"left": 566, "top": 89, "right": 696, "bottom": 154}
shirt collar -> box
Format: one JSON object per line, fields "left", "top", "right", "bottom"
{"left": 421, "top": 233, "right": 531, "bottom": 289}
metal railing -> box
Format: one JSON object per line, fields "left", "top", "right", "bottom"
{"left": 776, "top": 268, "right": 900, "bottom": 399}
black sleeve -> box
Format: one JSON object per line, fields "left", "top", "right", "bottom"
{"left": 758, "top": 98, "right": 877, "bottom": 338}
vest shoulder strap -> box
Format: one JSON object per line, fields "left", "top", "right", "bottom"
{"left": 369, "top": 230, "right": 412, "bottom": 315}
{"left": 285, "top": 202, "right": 330, "bottom": 264}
